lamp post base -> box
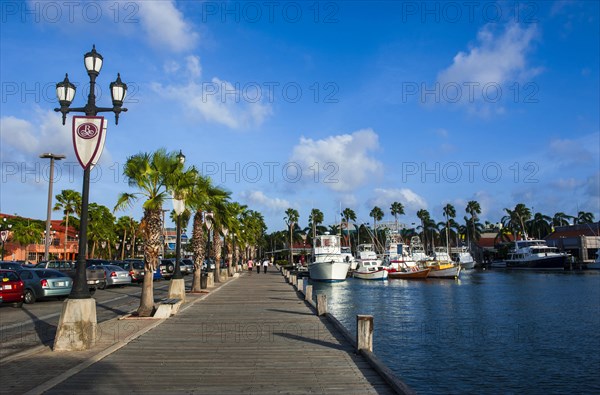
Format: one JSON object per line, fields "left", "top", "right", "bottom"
{"left": 53, "top": 298, "right": 97, "bottom": 351}
{"left": 167, "top": 278, "right": 186, "bottom": 302}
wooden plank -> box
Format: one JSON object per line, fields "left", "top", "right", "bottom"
{"left": 45, "top": 271, "right": 400, "bottom": 394}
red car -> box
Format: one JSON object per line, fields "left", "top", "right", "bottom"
{"left": 0, "top": 269, "right": 24, "bottom": 307}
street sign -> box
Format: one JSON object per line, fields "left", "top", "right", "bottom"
{"left": 72, "top": 116, "right": 105, "bottom": 169}
{"left": 1, "top": 230, "right": 8, "bottom": 242}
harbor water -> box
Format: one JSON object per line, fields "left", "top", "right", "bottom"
{"left": 310, "top": 270, "right": 600, "bottom": 394}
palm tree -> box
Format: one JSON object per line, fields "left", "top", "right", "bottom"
{"left": 369, "top": 206, "right": 384, "bottom": 252}
{"left": 443, "top": 204, "right": 456, "bottom": 251}
{"left": 416, "top": 209, "right": 430, "bottom": 251}
{"left": 114, "top": 149, "right": 183, "bottom": 317}
{"left": 187, "top": 175, "right": 230, "bottom": 291}
{"left": 308, "top": 208, "right": 324, "bottom": 239}
{"left": 465, "top": 200, "right": 481, "bottom": 249}
{"left": 11, "top": 221, "right": 44, "bottom": 261}
{"left": 575, "top": 211, "right": 595, "bottom": 224}
{"left": 502, "top": 203, "right": 531, "bottom": 239}
{"left": 284, "top": 208, "right": 299, "bottom": 264}
{"left": 53, "top": 189, "right": 81, "bottom": 260}
{"left": 342, "top": 208, "right": 356, "bottom": 250}
{"left": 552, "top": 212, "right": 573, "bottom": 227}
{"left": 87, "top": 204, "right": 115, "bottom": 258}
{"left": 390, "top": 202, "right": 405, "bottom": 231}
{"left": 527, "top": 212, "right": 552, "bottom": 239}
{"left": 115, "top": 216, "right": 139, "bottom": 260}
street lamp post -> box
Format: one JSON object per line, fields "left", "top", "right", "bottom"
{"left": 204, "top": 212, "right": 216, "bottom": 281}
{"left": 168, "top": 150, "right": 187, "bottom": 300}
{"left": 1, "top": 218, "right": 13, "bottom": 261}
{"left": 53, "top": 45, "right": 128, "bottom": 351}
{"left": 40, "top": 153, "right": 65, "bottom": 261}
{"left": 54, "top": 45, "right": 127, "bottom": 299}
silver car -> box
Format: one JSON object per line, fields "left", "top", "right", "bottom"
{"left": 92, "top": 265, "right": 132, "bottom": 288}
{"left": 18, "top": 268, "right": 73, "bottom": 304}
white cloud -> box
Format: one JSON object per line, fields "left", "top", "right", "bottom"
{"left": 138, "top": 1, "right": 198, "bottom": 52}
{"left": 290, "top": 129, "right": 383, "bottom": 192}
{"left": 152, "top": 57, "right": 272, "bottom": 129}
{"left": 367, "top": 188, "right": 428, "bottom": 213}
{"left": 436, "top": 23, "right": 539, "bottom": 114}
{"left": 1, "top": 110, "right": 77, "bottom": 160}
{"left": 240, "top": 190, "right": 291, "bottom": 212}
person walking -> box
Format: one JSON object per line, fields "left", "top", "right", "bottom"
{"left": 263, "top": 258, "right": 269, "bottom": 273}
{"left": 256, "top": 258, "right": 261, "bottom": 274}
{"left": 247, "top": 259, "right": 253, "bottom": 272}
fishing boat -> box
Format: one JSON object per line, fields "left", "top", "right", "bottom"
{"left": 427, "top": 247, "right": 461, "bottom": 278}
{"left": 504, "top": 239, "right": 568, "bottom": 270}
{"left": 353, "top": 259, "right": 388, "bottom": 280}
{"left": 308, "top": 234, "right": 351, "bottom": 282}
{"left": 387, "top": 263, "right": 431, "bottom": 279}
{"left": 424, "top": 260, "right": 461, "bottom": 278}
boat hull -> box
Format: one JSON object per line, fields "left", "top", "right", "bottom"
{"left": 505, "top": 255, "right": 567, "bottom": 270}
{"left": 309, "top": 261, "right": 351, "bottom": 282}
{"left": 353, "top": 269, "right": 388, "bottom": 280}
{"left": 427, "top": 263, "right": 461, "bottom": 278}
{"left": 387, "top": 267, "right": 430, "bottom": 279}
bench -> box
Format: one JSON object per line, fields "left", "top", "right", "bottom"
{"left": 153, "top": 298, "right": 183, "bottom": 318}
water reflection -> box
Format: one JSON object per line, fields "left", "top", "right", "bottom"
{"left": 309, "top": 271, "right": 600, "bottom": 394}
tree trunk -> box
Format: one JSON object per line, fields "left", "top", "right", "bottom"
{"left": 91, "top": 240, "right": 96, "bottom": 259}
{"left": 227, "top": 240, "right": 234, "bottom": 276}
{"left": 213, "top": 227, "right": 222, "bottom": 282}
{"left": 190, "top": 211, "right": 205, "bottom": 292}
{"left": 121, "top": 229, "right": 127, "bottom": 260}
{"left": 138, "top": 208, "right": 161, "bottom": 317}
{"left": 63, "top": 213, "right": 69, "bottom": 260}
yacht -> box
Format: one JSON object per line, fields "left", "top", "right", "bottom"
{"left": 505, "top": 239, "right": 568, "bottom": 270}
{"left": 308, "top": 234, "right": 351, "bottom": 282}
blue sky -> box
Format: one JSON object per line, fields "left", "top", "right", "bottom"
{"left": 1, "top": 0, "right": 599, "bottom": 231}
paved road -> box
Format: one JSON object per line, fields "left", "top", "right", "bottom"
{"left": 0, "top": 276, "right": 193, "bottom": 359}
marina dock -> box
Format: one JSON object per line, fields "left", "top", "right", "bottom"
{"left": 6, "top": 269, "right": 410, "bottom": 394}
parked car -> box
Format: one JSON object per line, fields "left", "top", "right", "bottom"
{"left": 182, "top": 258, "right": 195, "bottom": 273}
{"left": 159, "top": 259, "right": 175, "bottom": 279}
{"left": 18, "top": 268, "right": 72, "bottom": 304}
{"left": 125, "top": 259, "right": 163, "bottom": 281}
{"left": 203, "top": 258, "right": 216, "bottom": 271}
{"left": 0, "top": 261, "right": 23, "bottom": 271}
{"left": 90, "top": 265, "right": 132, "bottom": 288}
{"left": 35, "top": 260, "right": 106, "bottom": 292}
{"left": 115, "top": 260, "right": 145, "bottom": 283}
{"left": 0, "top": 269, "right": 24, "bottom": 307}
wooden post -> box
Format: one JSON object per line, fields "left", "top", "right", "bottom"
{"left": 291, "top": 274, "right": 297, "bottom": 286}
{"left": 317, "top": 294, "right": 327, "bottom": 316}
{"left": 297, "top": 278, "right": 304, "bottom": 293}
{"left": 357, "top": 315, "right": 373, "bottom": 352}
{"left": 305, "top": 284, "right": 312, "bottom": 302}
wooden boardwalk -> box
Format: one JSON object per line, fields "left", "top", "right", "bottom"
{"left": 45, "top": 270, "right": 398, "bottom": 394}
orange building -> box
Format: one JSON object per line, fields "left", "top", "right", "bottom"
{"left": 1, "top": 214, "right": 79, "bottom": 263}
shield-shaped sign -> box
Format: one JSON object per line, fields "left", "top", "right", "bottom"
{"left": 1, "top": 230, "right": 8, "bottom": 242}
{"left": 91, "top": 121, "right": 107, "bottom": 169}
{"left": 72, "top": 116, "right": 105, "bottom": 169}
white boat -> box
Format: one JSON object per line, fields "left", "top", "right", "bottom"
{"left": 505, "top": 239, "right": 568, "bottom": 270}
{"left": 427, "top": 247, "right": 461, "bottom": 278}
{"left": 451, "top": 247, "right": 475, "bottom": 270}
{"left": 341, "top": 246, "right": 357, "bottom": 270}
{"left": 308, "top": 234, "right": 351, "bottom": 282}
{"left": 353, "top": 259, "right": 388, "bottom": 280}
